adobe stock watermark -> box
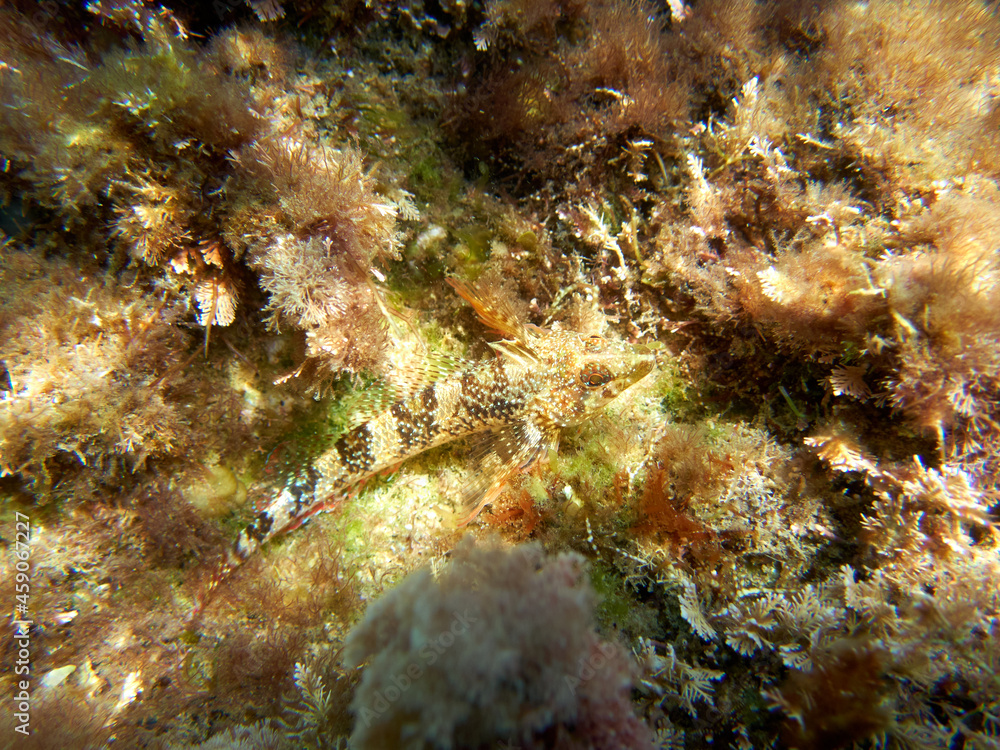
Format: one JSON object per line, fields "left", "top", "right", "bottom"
{"left": 356, "top": 608, "right": 478, "bottom": 728}
{"left": 563, "top": 639, "right": 620, "bottom": 697}
{"left": 11, "top": 511, "right": 32, "bottom": 737}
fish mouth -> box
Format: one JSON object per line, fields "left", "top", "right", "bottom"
{"left": 631, "top": 344, "right": 663, "bottom": 368}
{"left": 625, "top": 358, "right": 654, "bottom": 385}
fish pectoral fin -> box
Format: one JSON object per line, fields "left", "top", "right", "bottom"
{"left": 455, "top": 420, "right": 557, "bottom": 526}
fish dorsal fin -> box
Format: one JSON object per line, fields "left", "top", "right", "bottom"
{"left": 342, "top": 379, "right": 397, "bottom": 428}
{"left": 455, "top": 419, "right": 557, "bottom": 526}
{"left": 390, "top": 351, "right": 471, "bottom": 399}
{"left": 447, "top": 277, "right": 529, "bottom": 345}
{"left": 487, "top": 340, "right": 539, "bottom": 368}
{"left": 344, "top": 351, "right": 471, "bottom": 428}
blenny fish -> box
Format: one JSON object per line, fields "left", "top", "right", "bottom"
{"left": 235, "top": 278, "right": 656, "bottom": 558}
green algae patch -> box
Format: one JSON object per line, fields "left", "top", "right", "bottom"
{"left": 590, "top": 562, "right": 658, "bottom": 640}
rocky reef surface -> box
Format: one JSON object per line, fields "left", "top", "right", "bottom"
{"left": 1, "top": 2, "right": 998, "bottom": 748}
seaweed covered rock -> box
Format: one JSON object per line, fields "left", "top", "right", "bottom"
{"left": 342, "top": 536, "right": 653, "bottom": 750}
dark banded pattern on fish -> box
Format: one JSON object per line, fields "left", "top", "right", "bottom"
{"left": 234, "top": 279, "right": 657, "bottom": 558}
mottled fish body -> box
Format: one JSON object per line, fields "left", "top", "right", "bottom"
{"left": 235, "top": 280, "right": 656, "bottom": 558}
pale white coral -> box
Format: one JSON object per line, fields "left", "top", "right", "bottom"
{"left": 252, "top": 234, "right": 388, "bottom": 375}
{"left": 168, "top": 720, "right": 295, "bottom": 750}
{"left": 195, "top": 277, "right": 238, "bottom": 328}
{"left": 637, "top": 639, "right": 722, "bottom": 716}
{"left": 828, "top": 364, "right": 871, "bottom": 400}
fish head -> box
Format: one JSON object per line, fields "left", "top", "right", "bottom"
{"left": 533, "top": 331, "right": 658, "bottom": 427}
{"left": 574, "top": 334, "right": 657, "bottom": 416}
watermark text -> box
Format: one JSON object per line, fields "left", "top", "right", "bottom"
{"left": 11, "top": 511, "right": 32, "bottom": 737}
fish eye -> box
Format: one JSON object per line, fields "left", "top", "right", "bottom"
{"left": 580, "top": 363, "right": 613, "bottom": 387}
{"left": 584, "top": 335, "right": 606, "bottom": 353}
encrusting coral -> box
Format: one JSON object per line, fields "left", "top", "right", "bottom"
{"left": 1, "top": 0, "right": 999, "bottom": 748}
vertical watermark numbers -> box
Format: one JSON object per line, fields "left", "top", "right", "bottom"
{"left": 11, "top": 511, "right": 32, "bottom": 737}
